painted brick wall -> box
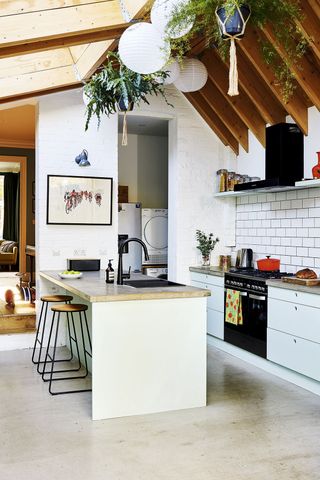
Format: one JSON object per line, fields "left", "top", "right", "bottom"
{"left": 236, "top": 188, "right": 320, "bottom": 274}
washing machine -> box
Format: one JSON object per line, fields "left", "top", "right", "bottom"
{"left": 141, "top": 208, "right": 168, "bottom": 265}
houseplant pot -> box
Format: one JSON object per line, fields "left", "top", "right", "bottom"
{"left": 216, "top": 4, "right": 251, "bottom": 39}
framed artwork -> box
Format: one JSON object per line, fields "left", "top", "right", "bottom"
{"left": 46, "top": 175, "right": 113, "bottom": 225}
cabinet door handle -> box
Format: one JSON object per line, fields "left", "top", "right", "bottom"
{"left": 295, "top": 293, "right": 298, "bottom": 297}
{"left": 295, "top": 306, "right": 298, "bottom": 311}
{"left": 294, "top": 338, "right": 297, "bottom": 343}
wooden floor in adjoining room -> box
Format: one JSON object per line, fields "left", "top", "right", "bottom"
{"left": 0, "top": 344, "right": 319, "bottom": 480}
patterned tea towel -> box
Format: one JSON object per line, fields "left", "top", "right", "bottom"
{"left": 225, "top": 289, "right": 243, "bottom": 326}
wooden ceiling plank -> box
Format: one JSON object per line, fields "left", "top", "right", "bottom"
{"left": 201, "top": 50, "right": 266, "bottom": 147}
{"left": 0, "top": 1, "right": 125, "bottom": 53}
{"left": 0, "top": 65, "right": 78, "bottom": 101}
{"left": 296, "top": 0, "right": 320, "bottom": 62}
{"left": 184, "top": 92, "right": 239, "bottom": 155}
{"left": 238, "top": 27, "right": 308, "bottom": 135}
{"left": 200, "top": 80, "right": 249, "bottom": 151}
{"left": 0, "top": 1, "right": 108, "bottom": 16}
{"left": 0, "top": 49, "right": 74, "bottom": 79}
{"left": 262, "top": 24, "right": 320, "bottom": 110}
{"left": 75, "top": 40, "right": 114, "bottom": 80}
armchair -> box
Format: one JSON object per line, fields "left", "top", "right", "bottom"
{"left": 0, "top": 240, "right": 18, "bottom": 270}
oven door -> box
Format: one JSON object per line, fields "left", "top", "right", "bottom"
{"left": 224, "top": 289, "right": 267, "bottom": 358}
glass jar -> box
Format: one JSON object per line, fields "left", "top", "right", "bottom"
{"left": 227, "top": 171, "right": 236, "bottom": 191}
{"left": 216, "top": 169, "right": 228, "bottom": 192}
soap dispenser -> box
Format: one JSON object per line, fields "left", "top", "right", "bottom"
{"left": 106, "top": 259, "right": 114, "bottom": 284}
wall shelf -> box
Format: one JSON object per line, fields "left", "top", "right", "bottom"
{"left": 213, "top": 180, "right": 320, "bottom": 198}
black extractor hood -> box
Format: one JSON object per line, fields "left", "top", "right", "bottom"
{"left": 235, "top": 123, "right": 304, "bottom": 192}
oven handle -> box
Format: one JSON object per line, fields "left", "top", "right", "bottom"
{"left": 249, "top": 294, "right": 266, "bottom": 301}
{"left": 224, "top": 289, "right": 247, "bottom": 297}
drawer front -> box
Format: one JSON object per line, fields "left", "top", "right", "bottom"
{"left": 268, "top": 298, "right": 320, "bottom": 343}
{"left": 268, "top": 286, "right": 320, "bottom": 309}
{"left": 191, "top": 281, "right": 224, "bottom": 312}
{"left": 267, "top": 328, "right": 320, "bottom": 381}
{"left": 190, "top": 272, "right": 224, "bottom": 288}
{"left": 207, "top": 308, "right": 224, "bottom": 339}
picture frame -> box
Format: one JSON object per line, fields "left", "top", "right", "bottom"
{"left": 46, "top": 175, "right": 113, "bottom": 225}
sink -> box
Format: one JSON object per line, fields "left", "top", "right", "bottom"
{"left": 123, "top": 279, "right": 185, "bottom": 289}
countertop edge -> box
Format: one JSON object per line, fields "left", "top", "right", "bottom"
{"left": 189, "top": 266, "right": 225, "bottom": 277}
{"left": 267, "top": 279, "right": 320, "bottom": 295}
{"left": 40, "top": 271, "right": 210, "bottom": 302}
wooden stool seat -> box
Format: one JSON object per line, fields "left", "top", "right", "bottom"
{"left": 51, "top": 304, "right": 88, "bottom": 313}
{"left": 40, "top": 295, "right": 73, "bottom": 303}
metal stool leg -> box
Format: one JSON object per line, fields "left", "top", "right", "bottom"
{"left": 47, "top": 309, "right": 92, "bottom": 396}
{"left": 32, "top": 300, "right": 46, "bottom": 364}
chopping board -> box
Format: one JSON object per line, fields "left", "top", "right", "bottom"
{"left": 281, "top": 276, "right": 320, "bottom": 287}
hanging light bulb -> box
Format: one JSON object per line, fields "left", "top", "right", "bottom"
{"left": 173, "top": 58, "right": 208, "bottom": 92}
{"left": 118, "top": 22, "right": 171, "bottom": 74}
{"left": 151, "top": 0, "right": 194, "bottom": 39}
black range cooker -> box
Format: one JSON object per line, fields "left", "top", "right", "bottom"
{"left": 224, "top": 269, "right": 293, "bottom": 358}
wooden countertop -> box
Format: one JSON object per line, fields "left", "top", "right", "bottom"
{"left": 40, "top": 271, "right": 211, "bottom": 303}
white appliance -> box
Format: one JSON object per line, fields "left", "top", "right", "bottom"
{"left": 118, "top": 203, "right": 142, "bottom": 272}
{"left": 141, "top": 208, "right": 168, "bottom": 265}
{"left": 142, "top": 266, "right": 168, "bottom": 279}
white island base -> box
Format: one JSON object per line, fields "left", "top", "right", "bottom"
{"left": 92, "top": 297, "right": 206, "bottom": 420}
{"left": 39, "top": 271, "right": 208, "bottom": 420}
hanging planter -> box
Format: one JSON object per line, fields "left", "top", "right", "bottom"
{"left": 215, "top": 4, "right": 251, "bottom": 96}
{"left": 83, "top": 52, "right": 172, "bottom": 146}
{"left": 164, "top": 0, "right": 307, "bottom": 101}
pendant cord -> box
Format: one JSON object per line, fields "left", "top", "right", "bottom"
{"left": 122, "top": 112, "right": 128, "bottom": 146}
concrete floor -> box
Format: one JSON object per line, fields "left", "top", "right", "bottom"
{"left": 0, "top": 344, "right": 319, "bottom": 480}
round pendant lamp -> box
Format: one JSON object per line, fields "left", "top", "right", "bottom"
{"left": 156, "top": 59, "right": 181, "bottom": 85}
{"left": 118, "top": 22, "right": 170, "bottom": 74}
{"left": 173, "top": 58, "right": 208, "bottom": 92}
{"left": 151, "top": 0, "right": 194, "bottom": 40}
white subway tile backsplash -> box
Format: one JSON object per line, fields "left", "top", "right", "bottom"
{"left": 236, "top": 188, "right": 320, "bottom": 268}
{"left": 303, "top": 198, "right": 315, "bottom": 208}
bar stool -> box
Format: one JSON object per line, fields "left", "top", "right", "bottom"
{"left": 42, "top": 304, "right": 92, "bottom": 395}
{"left": 32, "top": 295, "right": 75, "bottom": 374}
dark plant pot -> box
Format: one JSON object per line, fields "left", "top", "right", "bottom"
{"left": 117, "top": 96, "right": 134, "bottom": 112}
{"left": 216, "top": 4, "right": 251, "bottom": 39}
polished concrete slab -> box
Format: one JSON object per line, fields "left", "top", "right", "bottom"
{"left": 0, "top": 344, "right": 319, "bottom": 480}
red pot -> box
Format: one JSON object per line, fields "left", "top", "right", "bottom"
{"left": 257, "top": 256, "right": 280, "bottom": 271}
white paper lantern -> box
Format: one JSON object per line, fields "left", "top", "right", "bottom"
{"left": 173, "top": 58, "right": 208, "bottom": 92}
{"left": 156, "top": 59, "right": 181, "bottom": 85}
{"left": 118, "top": 22, "right": 170, "bottom": 74}
{"left": 151, "top": 0, "right": 194, "bottom": 39}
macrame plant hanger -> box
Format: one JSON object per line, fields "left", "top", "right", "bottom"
{"left": 215, "top": 6, "right": 251, "bottom": 96}
{"left": 119, "top": 0, "right": 132, "bottom": 146}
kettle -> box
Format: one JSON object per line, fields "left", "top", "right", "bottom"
{"left": 235, "top": 248, "right": 253, "bottom": 269}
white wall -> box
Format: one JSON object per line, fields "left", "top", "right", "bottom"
{"left": 118, "top": 134, "right": 138, "bottom": 202}
{"left": 118, "top": 133, "right": 168, "bottom": 208}
{"left": 236, "top": 107, "right": 320, "bottom": 179}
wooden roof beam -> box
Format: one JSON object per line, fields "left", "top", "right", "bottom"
{"left": 185, "top": 92, "right": 239, "bottom": 155}
{"left": 238, "top": 26, "right": 308, "bottom": 135}
{"left": 201, "top": 50, "right": 266, "bottom": 147}
{"left": 296, "top": 0, "right": 320, "bottom": 62}
{"left": 200, "top": 80, "right": 249, "bottom": 152}
{"left": 262, "top": 24, "right": 320, "bottom": 110}
{"left": 0, "top": 1, "right": 149, "bottom": 59}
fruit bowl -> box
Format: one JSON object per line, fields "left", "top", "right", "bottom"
{"left": 59, "top": 271, "right": 83, "bottom": 279}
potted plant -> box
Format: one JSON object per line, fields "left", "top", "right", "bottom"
{"left": 196, "top": 230, "right": 219, "bottom": 266}
{"left": 167, "top": 0, "right": 307, "bottom": 100}
{"left": 83, "top": 52, "right": 172, "bottom": 144}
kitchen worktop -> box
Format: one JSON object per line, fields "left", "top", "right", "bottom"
{"left": 267, "top": 279, "right": 320, "bottom": 296}
{"left": 40, "top": 270, "right": 210, "bottom": 303}
{"left": 189, "top": 266, "right": 227, "bottom": 277}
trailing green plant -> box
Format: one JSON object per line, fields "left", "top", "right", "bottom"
{"left": 83, "top": 52, "right": 172, "bottom": 130}
{"left": 166, "top": 0, "right": 308, "bottom": 101}
{"left": 196, "top": 230, "right": 219, "bottom": 258}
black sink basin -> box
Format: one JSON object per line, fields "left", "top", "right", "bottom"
{"left": 123, "top": 279, "right": 185, "bottom": 289}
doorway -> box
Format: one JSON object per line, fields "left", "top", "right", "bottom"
{"left": 118, "top": 114, "right": 169, "bottom": 277}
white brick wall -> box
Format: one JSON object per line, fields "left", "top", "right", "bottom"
{"left": 236, "top": 188, "right": 320, "bottom": 274}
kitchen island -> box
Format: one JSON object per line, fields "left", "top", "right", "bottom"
{"left": 39, "top": 271, "right": 210, "bottom": 420}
